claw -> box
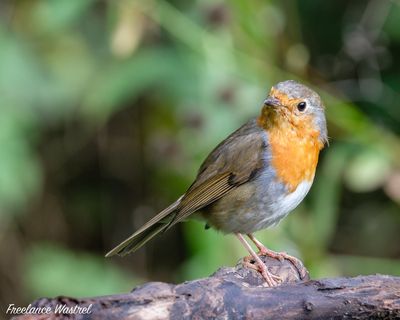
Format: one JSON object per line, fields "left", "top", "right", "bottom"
{"left": 247, "top": 234, "right": 308, "bottom": 280}
{"left": 237, "top": 234, "right": 280, "bottom": 286}
{"left": 261, "top": 249, "right": 307, "bottom": 280}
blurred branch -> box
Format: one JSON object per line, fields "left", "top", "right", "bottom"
{"left": 15, "top": 256, "right": 400, "bottom": 320}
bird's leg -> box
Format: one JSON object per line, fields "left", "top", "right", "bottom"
{"left": 247, "top": 233, "right": 308, "bottom": 280}
{"left": 235, "top": 233, "right": 280, "bottom": 286}
{"left": 247, "top": 233, "right": 284, "bottom": 258}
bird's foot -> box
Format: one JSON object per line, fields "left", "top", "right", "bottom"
{"left": 242, "top": 256, "right": 282, "bottom": 286}
{"left": 257, "top": 248, "right": 308, "bottom": 280}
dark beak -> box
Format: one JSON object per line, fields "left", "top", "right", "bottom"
{"left": 263, "top": 96, "right": 281, "bottom": 108}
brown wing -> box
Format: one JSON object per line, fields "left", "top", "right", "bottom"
{"left": 106, "top": 119, "right": 266, "bottom": 257}
{"left": 168, "top": 118, "right": 266, "bottom": 226}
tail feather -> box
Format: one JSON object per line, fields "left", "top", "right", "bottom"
{"left": 105, "top": 196, "right": 182, "bottom": 257}
{"left": 106, "top": 222, "right": 168, "bottom": 257}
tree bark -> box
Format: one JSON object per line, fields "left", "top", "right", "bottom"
{"left": 13, "top": 256, "right": 400, "bottom": 320}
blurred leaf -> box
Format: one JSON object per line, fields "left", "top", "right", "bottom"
{"left": 0, "top": 113, "right": 41, "bottom": 215}
{"left": 307, "top": 257, "right": 341, "bottom": 279}
{"left": 0, "top": 30, "right": 44, "bottom": 109}
{"left": 82, "top": 48, "right": 196, "bottom": 122}
{"left": 384, "top": 4, "right": 400, "bottom": 42}
{"left": 24, "top": 243, "right": 136, "bottom": 298}
{"left": 344, "top": 146, "right": 391, "bottom": 192}
{"left": 307, "top": 144, "right": 351, "bottom": 250}
{"left": 334, "top": 255, "right": 400, "bottom": 276}
{"left": 32, "top": 0, "right": 95, "bottom": 34}
{"left": 36, "top": 36, "right": 97, "bottom": 119}
{"left": 180, "top": 220, "right": 237, "bottom": 280}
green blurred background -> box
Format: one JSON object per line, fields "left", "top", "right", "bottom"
{"left": 1, "top": 0, "right": 400, "bottom": 311}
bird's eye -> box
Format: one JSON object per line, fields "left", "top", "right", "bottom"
{"left": 297, "top": 101, "right": 307, "bottom": 112}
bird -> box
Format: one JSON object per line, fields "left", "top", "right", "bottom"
{"left": 106, "top": 80, "right": 328, "bottom": 286}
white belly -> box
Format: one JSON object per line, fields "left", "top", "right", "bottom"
{"left": 268, "top": 180, "right": 312, "bottom": 222}
{"left": 234, "top": 179, "right": 313, "bottom": 234}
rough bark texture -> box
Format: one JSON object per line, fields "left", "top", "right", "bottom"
{"left": 13, "top": 256, "right": 400, "bottom": 320}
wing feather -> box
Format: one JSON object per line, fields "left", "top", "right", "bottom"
{"left": 106, "top": 119, "right": 267, "bottom": 256}
{"left": 167, "top": 119, "right": 266, "bottom": 227}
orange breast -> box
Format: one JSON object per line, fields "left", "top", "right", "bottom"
{"left": 267, "top": 124, "right": 322, "bottom": 192}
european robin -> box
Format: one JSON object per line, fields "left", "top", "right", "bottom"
{"left": 106, "top": 80, "right": 328, "bottom": 286}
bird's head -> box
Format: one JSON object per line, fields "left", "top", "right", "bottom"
{"left": 258, "top": 80, "right": 328, "bottom": 147}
